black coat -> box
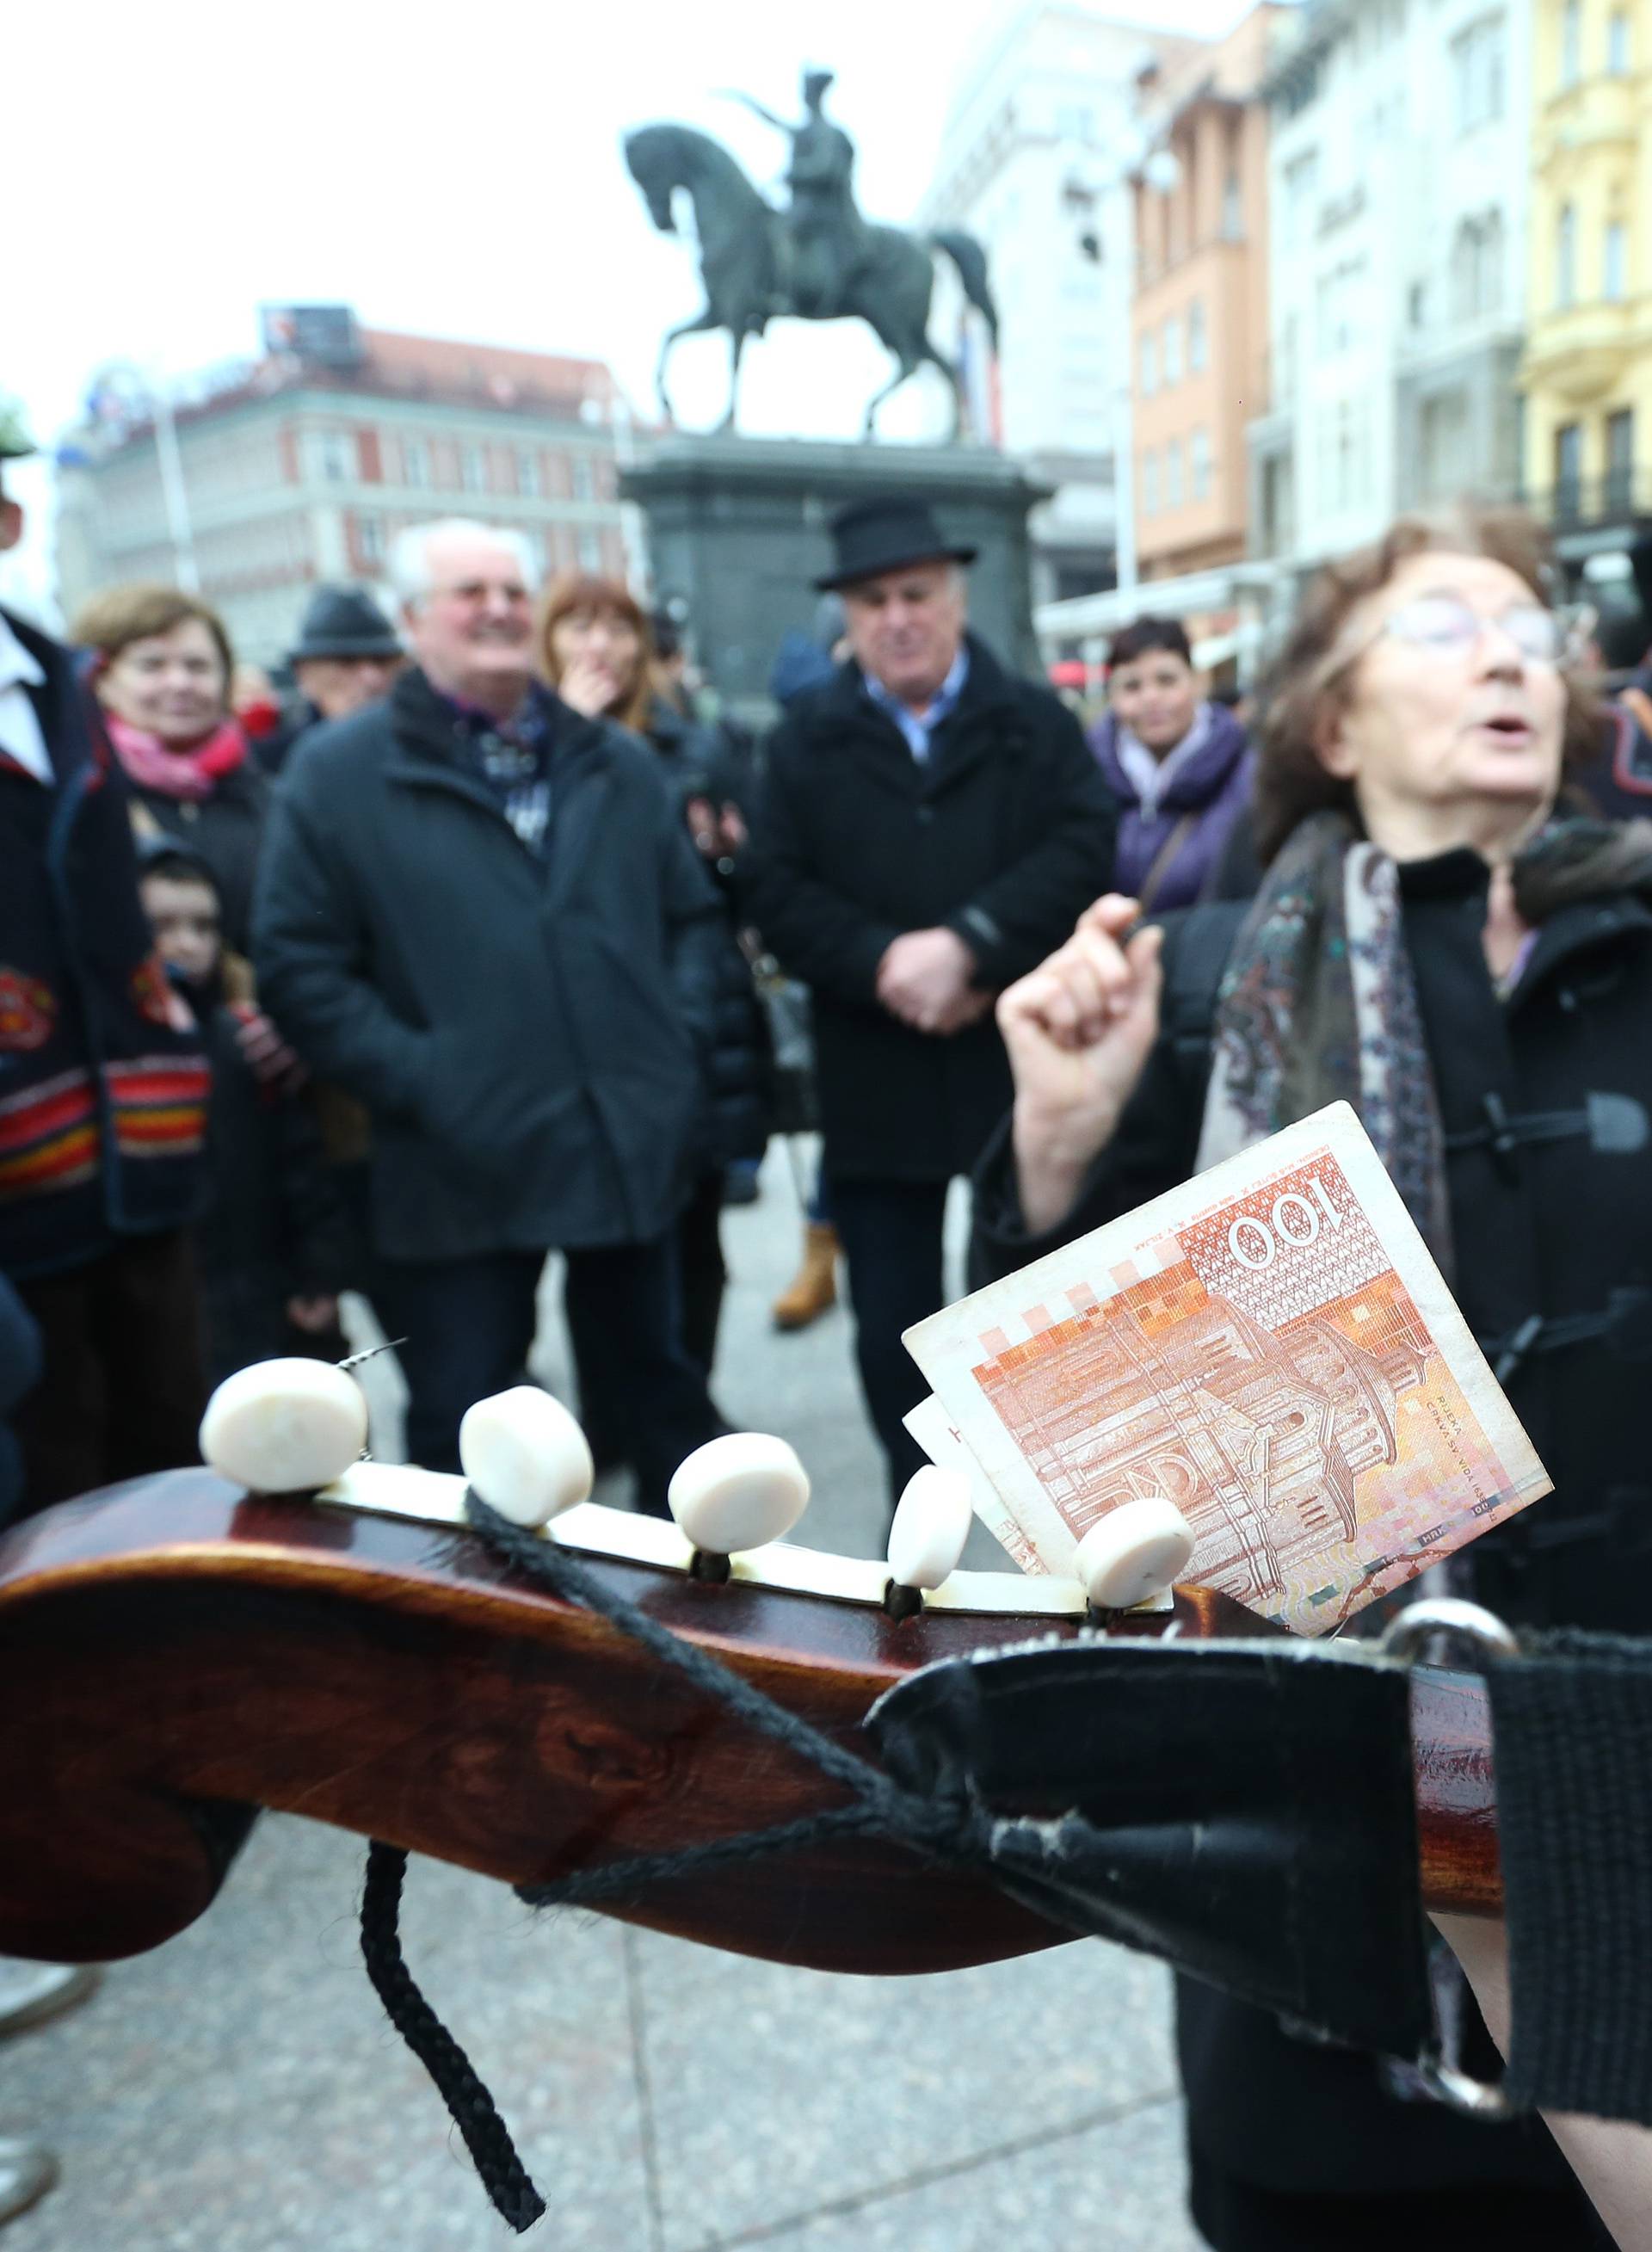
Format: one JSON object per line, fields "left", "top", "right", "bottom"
{"left": 0, "top": 611, "right": 209, "bottom": 1280}
{"left": 126, "top": 755, "right": 269, "bottom": 953}
{"left": 252, "top": 670, "right": 724, "bottom": 1263}
{"left": 194, "top": 998, "right": 351, "bottom": 1385}
{"left": 972, "top": 846, "right": 1652, "bottom": 2218}
{"left": 642, "top": 701, "right": 772, "bottom": 1166}
{"left": 743, "top": 635, "right": 1118, "bottom": 1182}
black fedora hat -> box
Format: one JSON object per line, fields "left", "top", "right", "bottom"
{"left": 287, "top": 585, "right": 402, "bottom": 664}
{"left": 815, "top": 497, "right": 977, "bottom": 592}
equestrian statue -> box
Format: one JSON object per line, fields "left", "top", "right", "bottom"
{"left": 625, "top": 71, "right": 1000, "bottom": 441}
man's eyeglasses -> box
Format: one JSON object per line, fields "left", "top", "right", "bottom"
{"left": 1371, "top": 594, "right": 1587, "bottom": 669}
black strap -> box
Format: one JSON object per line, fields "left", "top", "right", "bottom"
{"left": 1489, "top": 1631, "right": 1652, "bottom": 2122}
{"left": 1480, "top": 1286, "right": 1652, "bottom": 1381}
{"left": 1446, "top": 1090, "right": 1649, "bottom": 1174}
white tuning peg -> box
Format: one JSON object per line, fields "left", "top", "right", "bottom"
{"left": 200, "top": 1358, "right": 368, "bottom": 1495}
{"left": 668, "top": 1433, "right": 810, "bottom": 1565}
{"left": 886, "top": 1465, "right": 973, "bottom": 1609}
{"left": 459, "top": 1385, "right": 595, "bottom": 1529}
{"left": 1074, "top": 1495, "right": 1197, "bottom": 1613}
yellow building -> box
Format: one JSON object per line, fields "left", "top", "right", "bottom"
{"left": 1519, "top": 0, "right": 1650, "bottom": 575}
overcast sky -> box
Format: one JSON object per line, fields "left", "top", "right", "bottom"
{"left": 6, "top": 0, "right": 1259, "bottom": 607}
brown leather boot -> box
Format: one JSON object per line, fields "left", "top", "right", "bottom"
{"left": 771, "top": 1222, "right": 839, "bottom": 1330}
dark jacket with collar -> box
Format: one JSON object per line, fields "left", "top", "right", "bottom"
{"left": 123, "top": 750, "right": 269, "bottom": 955}
{"left": 1088, "top": 702, "right": 1254, "bottom": 910}
{"left": 972, "top": 844, "right": 1652, "bottom": 2211}
{"left": 641, "top": 700, "right": 772, "bottom": 1165}
{"left": 251, "top": 668, "right": 724, "bottom": 1262}
{"left": 743, "top": 632, "right": 1118, "bottom": 1182}
{"left": 0, "top": 609, "right": 210, "bottom": 1280}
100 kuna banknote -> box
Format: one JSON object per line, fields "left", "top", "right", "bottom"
{"left": 903, "top": 1101, "right": 1550, "bottom": 1636}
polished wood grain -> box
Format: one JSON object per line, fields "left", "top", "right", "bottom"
{"left": 0, "top": 1470, "right": 1500, "bottom": 1968}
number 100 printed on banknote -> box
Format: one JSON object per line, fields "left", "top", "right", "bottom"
{"left": 903, "top": 1101, "right": 1551, "bottom": 1635}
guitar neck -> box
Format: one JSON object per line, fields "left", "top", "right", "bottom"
{"left": 0, "top": 1466, "right": 1501, "bottom": 1971}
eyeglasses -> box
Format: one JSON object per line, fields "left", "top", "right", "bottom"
{"left": 1371, "top": 594, "right": 1583, "bottom": 668}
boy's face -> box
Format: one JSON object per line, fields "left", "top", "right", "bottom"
{"left": 140, "top": 873, "right": 221, "bottom": 985}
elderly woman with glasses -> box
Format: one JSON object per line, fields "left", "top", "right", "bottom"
{"left": 973, "top": 509, "right": 1645, "bottom": 2249}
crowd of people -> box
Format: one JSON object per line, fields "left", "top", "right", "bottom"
{"left": 9, "top": 392, "right": 1652, "bottom": 2243}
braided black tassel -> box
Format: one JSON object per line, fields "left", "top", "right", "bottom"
{"left": 360, "top": 1840, "right": 546, "bottom": 2233}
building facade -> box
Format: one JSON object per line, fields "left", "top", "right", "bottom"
{"left": 917, "top": 5, "right": 1207, "bottom": 604}
{"left": 56, "top": 318, "right": 631, "bottom": 664}
{"left": 1248, "top": 0, "right": 1531, "bottom": 579}
{"left": 1131, "top": 8, "right": 1283, "bottom": 588}
{"left": 1518, "top": 0, "right": 1649, "bottom": 583}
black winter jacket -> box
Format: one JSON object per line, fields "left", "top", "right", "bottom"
{"left": 743, "top": 635, "right": 1118, "bottom": 1181}
{"left": 125, "top": 755, "right": 269, "bottom": 954}
{"left": 193, "top": 994, "right": 351, "bottom": 1385}
{"left": 252, "top": 670, "right": 724, "bottom": 1262}
{"left": 641, "top": 701, "right": 772, "bottom": 1166}
{"left": 973, "top": 845, "right": 1652, "bottom": 2214}
{"left": 0, "top": 611, "right": 209, "bottom": 1280}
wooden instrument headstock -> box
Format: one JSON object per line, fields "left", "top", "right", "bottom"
{"left": 0, "top": 1459, "right": 1500, "bottom": 1971}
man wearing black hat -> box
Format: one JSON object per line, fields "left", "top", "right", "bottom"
{"left": 269, "top": 586, "right": 404, "bottom": 772}
{"left": 743, "top": 496, "right": 1117, "bottom": 1502}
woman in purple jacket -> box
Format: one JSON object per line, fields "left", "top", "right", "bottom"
{"left": 1088, "top": 617, "right": 1253, "bottom": 910}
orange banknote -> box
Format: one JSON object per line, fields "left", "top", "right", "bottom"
{"left": 903, "top": 1102, "right": 1550, "bottom": 1635}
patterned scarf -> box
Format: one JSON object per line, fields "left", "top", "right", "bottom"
{"left": 1195, "top": 810, "right": 1652, "bottom": 1270}
{"left": 106, "top": 713, "right": 249, "bottom": 801}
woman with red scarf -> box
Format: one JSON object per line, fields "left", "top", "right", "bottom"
{"left": 72, "top": 586, "right": 268, "bottom": 951}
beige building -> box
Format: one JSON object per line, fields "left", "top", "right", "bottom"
{"left": 56, "top": 314, "right": 631, "bottom": 663}
{"left": 1131, "top": 8, "right": 1284, "bottom": 586}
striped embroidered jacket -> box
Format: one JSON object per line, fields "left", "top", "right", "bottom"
{"left": 0, "top": 609, "right": 209, "bottom": 1279}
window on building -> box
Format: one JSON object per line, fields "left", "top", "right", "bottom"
{"left": 1560, "top": 0, "right": 1581, "bottom": 86}
{"left": 1608, "top": 9, "right": 1631, "bottom": 72}
{"left": 573, "top": 457, "right": 595, "bottom": 503}
{"left": 1139, "top": 330, "right": 1158, "bottom": 397}
{"left": 1166, "top": 439, "right": 1184, "bottom": 509}
{"left": 1192, "top": 428, "right": 1212, "bottom": 500}
{"left": 1316, "top": 259, "right": 1364, "bottom": 356}
{"left": 1604, "top": 220, "right": 1628, "bottom": 301}
{"left": 515, "top": 449, "right": 543, "bottom": 499}
{"left": 402, "top": 437, "right": 428, "bottom": 489}
{"left": 311, "top": 429, "right": 351, "bottom": 484}
{"left": 577, "top": 528, "right": 601, "bottom": 570}
{"left": 1408, "top": 280, "right": 1429, "bottom": 330}
{"left": 356, "top": 513, "right": 386, "bottom": 566}
{"left": 1556, "top": 205, "right": 1577, "bottom": 307}
{"left": 1607, "top": 410, "right": 1636, "bottom": 511}
{"left": 1451, "top": 15, "right": 1507, "bottom": 133}
{"left": 1554, "top": 421, "right": 1583, "bottom": 516}
{"left": 1283, "top": 151, "right": 1319, "bottom": 249}
{"left": 1188, "top": 299, "right": 1208, "bottom": 373}
{"left": 1221, "top": 170, "right": 1242, "bottom": 241}
{"left": 460, "top": 444, "right": 485, "bottom": 494}
{"left": 1142, "top": 448, "right": 1160, "bottom": 515}
{"left": 1163, "top": 313, "right": 1183, "bottom": 386}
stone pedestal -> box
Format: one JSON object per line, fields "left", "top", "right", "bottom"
{"left": 622, "top": 437, "right": 1051, "bottom": 723}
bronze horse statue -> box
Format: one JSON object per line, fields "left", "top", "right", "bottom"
{"left": 625, "top": 120, "right": 1000, "bottom": 442}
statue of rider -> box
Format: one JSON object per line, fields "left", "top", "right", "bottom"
{"left": 734, "top": 69, "right": 866, "bottom": 318}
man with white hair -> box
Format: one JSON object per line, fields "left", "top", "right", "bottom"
{"left": 253, "top": 519, "right": 727, "bottom": 1503}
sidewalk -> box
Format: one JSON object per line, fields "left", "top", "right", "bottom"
{"left": 3, "top": 1144, "right": 1201, "bottom": 2251}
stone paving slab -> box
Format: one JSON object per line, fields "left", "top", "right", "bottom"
{"left": 715, "top": 2087, "right": 1201, "bottom": 2251}
{"left": 638, "top": 1928, "right": 1181, "bottom": 2251}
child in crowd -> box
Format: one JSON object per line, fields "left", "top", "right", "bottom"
{"left": 137, "top": 839, "right": 349, "bottom": 1385}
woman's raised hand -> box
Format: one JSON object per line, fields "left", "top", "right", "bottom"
{"left": 996, "top": 896, "right": 1164, "bottom": 1236}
